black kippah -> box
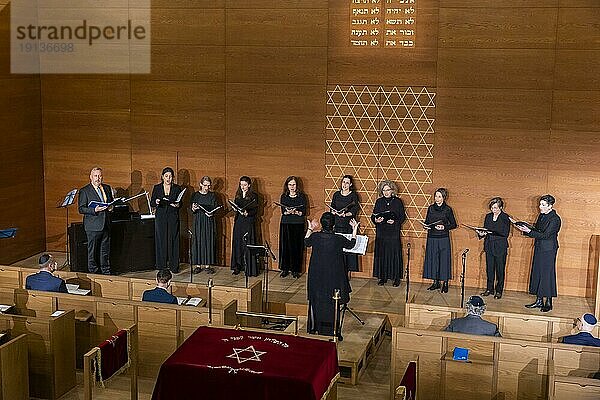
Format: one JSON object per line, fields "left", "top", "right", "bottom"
{"left": 38, "top": 253, "right": 51, "bottom": 265}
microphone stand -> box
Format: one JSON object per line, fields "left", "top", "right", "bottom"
{"left": 405, "top": 242, "right": 411, "bottom": 304}
{"left": 243, "top": 232, "right": 249, "bottom": 289}
{"left": 57, "top": 189, "right": 77, "bottom": 269}
{"left": 460, "top": 249, "right": 469, "bottom": 308}
{"left": 332, "top": 289, "right": 341, "bottom": 343}
{"left": 188, "top": 229, "right": 194, "bottom": 283}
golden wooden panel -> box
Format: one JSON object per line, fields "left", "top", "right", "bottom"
{"left": 554, "top": 50, "right": 600, "bottom": 90}
{"left": 395, "top": 331, "right": 442, "bottom": 353}
{"left": 438, "top": 48, "right": 555, "bottom": 89}
{"left": 436, "top": 88, "right": 552, "bottom": 130}
{"left": 502, "top": 317, "right": 549, "bottom": 341}
{"left": 92, "top": 277, "right": 130, "bottom": 300}
{"left": 438, "top": 8, "right": 557, "bottom": 48}
{"left": 152, "top": 9, "right": 225, "bottom": 45}
{"left": 554, "top": 380, "right": 600, "bottom": 400}
{"left": 41, "top": 78, "right": 130, "bottom": 112}
{"left": 552, "top": 90, "right": 600, "bottom": 132}
{"left": 226, "top": 9, "right": 327, "bottom": 46}
{"left": 440, "top": 0, "right": 557, "bottom": 6}
{"left": 557, "top": 7, "right": 600, "bottom": 49}
{"left": 153, "top": 0, "right": 224, "bottom": 8}
{"left": 95, "top": 301, "right": 135, "bottom": 329}
{"left": 135, "top": 45, "right": 225, "bottom": 82}
{"left": 225, "top": 0, "right": 326, "bottom": 8}
{"left": 226, "top": 46, "right": 326, "bottom": 84}
{"left": 131, "top": 81, "right": 225, "bottom": 114}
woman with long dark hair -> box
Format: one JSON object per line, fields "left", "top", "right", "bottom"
{"left": 230, "top": 176, "right": 259, "bottom": 277}
{"left": 422, "top": 188, "right": 457, "bottom": 293}
{"left": 151, "top": 167, "right": 182, "bottom": 273}
{"left": 278, "top": 176, "right": 306, "bottom": 278}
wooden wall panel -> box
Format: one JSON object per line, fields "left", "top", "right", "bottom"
{"left": 151, "top": 9, "right": 225, "bottom": 45}
{"left": 557, "top": 7, "right": 600, "bottom": 49}
{"left": 554, "top": 50, "right": 600, "bottom": 90}
{"left": 438, "top": 8, "right": 557, "bottom": 48}
{"left": 0, "top": 0, "right": 44, "bottom": 264}
{"left": 226, "top": 47, "right": 327, "bottom": 84}
{"left": 226, "top": 9, "right": 327, "bottom": 47}
{"left": 436, "top": 88, "right": 552, "bottom": 130}
{"left": 437, "top": 49, "right": 555, "bottom": 89}
{"left": 552, "top": 90, "right": 600, "bottom": 132}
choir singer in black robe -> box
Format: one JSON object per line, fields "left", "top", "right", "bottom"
{"left": 191, "top": 176, "right": 219, "bottom": 274}
{"left": 151, "top": 167, "right": 182, "bottom": 273}
{"left": 517, "top": 194, "right": 561, "bottom": 312}
{"left": 305, "top": 212, "right": 358, "bottom": 339}
{"left": 330, "top": 175, "right": 360, "bottom": 273}
{"left": 230, "top": 176, "right": 259, "bottom": 277}
{"left": 477, "top": 197, "right": 511, "bottom": 299}
{"left": 278, "top": 176, "right": 307, "bottom": 279}
{"left": 371, "top": 180, "right": 406, "bottom": 287}
{"left": 422, "top": 188, "right": 457, "bottom": 294}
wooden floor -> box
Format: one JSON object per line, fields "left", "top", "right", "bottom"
{"left": 12, "top": 252, "right": 595, "bottom": 400}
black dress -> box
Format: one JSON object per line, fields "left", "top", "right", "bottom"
{"left": 151, "top": 183, "right": 182, "bottom": 272}
{"left": 230, "top": 192, "right": 259, "bottom": 277}
{"left": 422, "top": 202, "right": 457, "bottom": 281}
{"left": 526, "top": 210, "right": 561, "bottom": 298}
{"left": 278, "top": 193, "right": 306, "bottom": 274}
{"left": 330, "top": 190, "right": 360, "bottom": 272}
{"left": 305, "top": 231, "right": 356, "bottom": 336}
{"left": 371, "top": 196, "right": 406, "bottom": 283}
{"left": 191, "top": 191, "right": 219, "bottom": 266}
{"left": 481, "top": 211, "right": 510, "bottom": 294}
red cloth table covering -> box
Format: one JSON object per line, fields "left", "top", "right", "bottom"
{"left": 151, "top": 326, "right": 338, "bottom": 400}
{"left": 97, "top": 329, "right": 129, "bottom": 381}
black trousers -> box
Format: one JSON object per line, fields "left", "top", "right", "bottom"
{"left": 485, "top": 252, "right": 507, "bottom": 294}
{"left": 86, "top": 228, "right": 111, "bottom": 275}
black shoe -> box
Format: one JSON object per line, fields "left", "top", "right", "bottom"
{"left": 525, "top": 297, "right": 543, "bottom": 308}
{"left": 378, "top": 279, "right": 385, "bottom": 286}
{"left": 481, "top": 290, "right": 493, "bottom": 296}
{"left": 393, "top": 279, "right": 400, "bottom": 287}
{"left": 494, "top": 292, "right": 502, "bottom": 299}
{"left": 337, "top": 334, "right": 344, "bottom": 342}
{"left": 541, "top": 298, "right": 553, "bottom": 312}
{"left": 205, "top": 267, "right": 216, "bottom": 274}
{"left": 441, "top": 281, "right": 449, "bottom": 293}
{"left": 232, "top": 268, "right": 241, "bottom": 275}
{"left": 291, "top": 272, "right": 300, "bottom": 278}
{"left": 193, "top": 266, "right": 203, "bottom": 274}
{"left": 280, "top": 271, "right": 289, "bottom": 278}
{"left": 427, "top": 281, "right": 440, "bottom": 290}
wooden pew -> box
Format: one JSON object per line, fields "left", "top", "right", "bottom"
{"left": 404, "top": 302, "right": 592, "bottom": 342}
{"left": 0, "top": 310, "right": 76, "bottom": 400}
{"left": 5, "top": 287, "right": 237, "bottom": 379}
{"left": 0, "top": 333, "right": 29, "bottom": 400}
{"left": 0, "top": 265, "right": 22, "bottom": 290}
{"left": 391, "top": 325, "right": 600, "bottom": 400}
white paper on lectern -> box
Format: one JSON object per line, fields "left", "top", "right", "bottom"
{"left": 335, "top": 233, "right": 368, "bottom": 255}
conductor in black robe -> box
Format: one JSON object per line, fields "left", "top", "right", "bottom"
{"left": 151, "top": 167, "right": 182, "bottom": 273}
{"left": 477, "top": 197, "right": 511, "bottom": 299}
{"left": 191, "top": 176, "right": 219, "bottom": 274}
{"left": 371, "top": 180, "right": 406, "bottom": 287}
{"left": 330, "top": 175, "right": 360, "bottom": 273}
{"left": 305, "top": 212, "right": 358, "bottom": 339}
{"left": 230, "top": 176, "right": 259, "bottom": 277}
{"left": 516, "top": 194, "right": 561, "bottom": 312}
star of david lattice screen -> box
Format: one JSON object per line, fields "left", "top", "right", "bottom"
{"left": 325, "top": 85, "right": 435, "bottom": 237}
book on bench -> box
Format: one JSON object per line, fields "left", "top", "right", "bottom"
{"left": 177, "top": 297, "right": 203, "bottom": 307}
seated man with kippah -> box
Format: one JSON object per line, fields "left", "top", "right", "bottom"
{"left": 25, "top": 254, "right": 68, "bottom": 293}
{"left": 444, "top": 295, "right": 501, "bottom": 337}
{"left": 560, "top": 313, "right": 600, "bottom": 347}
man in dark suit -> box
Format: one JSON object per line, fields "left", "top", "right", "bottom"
{"left": 445, "top": 295, "right": 501, "bottom": 337}
{"left": 78, "top": 167, "right": 114, "bottom": 275}
{"left": 560, "top": 313, "right": 600, "bottom": 347}
{"left": 25, "top": 254, "right": 68, "bottom": 293}
{"left": 142, "top": 269, "right": 178, "bottom": 304}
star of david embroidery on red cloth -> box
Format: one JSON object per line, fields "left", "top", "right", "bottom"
{"left": 226, "top": 345, "right": 267, "bottom": 364}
